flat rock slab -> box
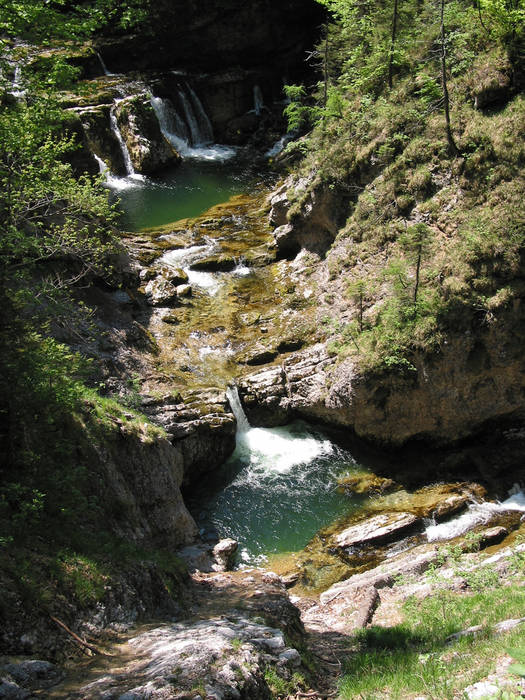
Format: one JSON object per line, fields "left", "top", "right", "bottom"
{"left": 334, "top": 512, "right": 420, "bottom": 548}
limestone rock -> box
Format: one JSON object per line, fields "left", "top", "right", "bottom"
{"left": 115, "top": 94, "right": 180, "bottom": 174}
{"left": 190, "top": 256, "right": 236, "bottom": 272}
{"left": 143, "top": 390, "right": 236, "bottom": 486}
{"left": 176, "top": 283, "right": 192, "bottom": 298}
{"left": 74, "top": 616, "right": 303, "bottom": 699}
{"left": 334, "top": 512, "right": 420, "bottom": 548}
{"left": 144, "top": 276, "right": 179, "bottom": 306}
{"left": 1, "top": 661, "right": 63, "bottom": 691}
{"left": 269, "top": 188, "right": 289, "bottom": 227}
{"left": 213, "top": 538, "right": 238, "bottom": 571}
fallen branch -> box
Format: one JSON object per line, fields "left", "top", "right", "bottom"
{"left": 50, "top": 615, "right": 111, "bottom": 657}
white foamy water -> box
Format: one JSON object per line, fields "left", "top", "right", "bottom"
{"left": 161, "top": 244, "right": 210, "bottom": 266}
{"left": 232, "top": 262, "right": 251, "bottom": 277}
{"left": 185, "top": 268, "right": 220, "bottom": 295}
{"left": 226, "top": 385, "right": 333, "bottom": 474}
{"left": 234, "top": 425, "right": 334, "bottom": 475}
{"left": 161, "top": 243, "right": 223, "bottom": 294}
{"left": 425, "top": 487, "right": 525, "bottom": 542}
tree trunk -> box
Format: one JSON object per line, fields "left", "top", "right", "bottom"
{"left": 388, "top": 0, "right": 399, "bottom": 89}
{"left": 440, "top": 0, "right": 459, "bottom": 155}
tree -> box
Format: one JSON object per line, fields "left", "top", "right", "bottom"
{"left": 439, "top": 0, "right": 459, "bottom": 155}
{"left": 399, "top": 223, "right": 432, "bottom": 307}
{"left": 388, "top": 0, "right": 400, "bottom": 88}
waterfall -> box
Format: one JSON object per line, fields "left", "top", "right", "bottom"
{"left": 187, "top": 85, "right": 214, "bottom": 144}
{"left": 9, "top": 62, "right": 25, "bottom": 97}
{"left": 253, "top": 85, "right": 264, "bottom": 116}
{"left": 96, "top": 51, "right": 114, "bottom": 77}
{"left": 93, "top": 154, "right": 108, "bottom": 174}
{"left": 110, "top": 107, "right": 136, "bottom": 176}
{"left": 150, "top": 95, "right": 191, "bottom": 154}
{"left": 151, "top": 90, "right": 236, "bottom": 161}
{"left": 177, "top": 88, "right": 203, "bottom": 146}
{"left": 226, "top": 386, "right": 251, "bottom": 434}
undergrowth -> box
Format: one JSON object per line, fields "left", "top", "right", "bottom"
{"left": 285, "top": 0, "right": 524, "bottom": 372}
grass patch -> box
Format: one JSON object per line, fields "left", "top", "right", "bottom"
{"left": 339, "top": 580, "right": 525, "bottom": 698}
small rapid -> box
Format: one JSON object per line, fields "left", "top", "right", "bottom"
{"left": 425, "top": 485, "right": 525, "bottom": 542}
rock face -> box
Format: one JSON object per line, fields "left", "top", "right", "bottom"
{"left": 238, "top": 315, "right": 525, "bottom": 450}
{"left": 99, "top": 1, "right": 324, "bottom": 74}
{"left": 268, "top": 177, "right": 348, "bottom": 258}
{"left": 114, "top": 95, "right": 180, "bottom": 174}
{"left": 87, "top": 425, "right": 198, "bottom": 549}
{"left": 142, "top": 390, "right": 236, "bottom": 487}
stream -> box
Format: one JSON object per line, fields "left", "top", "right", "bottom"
{"left": 109, "top": 145, "right": 525, "bottom": 571}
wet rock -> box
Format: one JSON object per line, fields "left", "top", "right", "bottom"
{"left": 477, "top": 525, "right": 508, "bottom": 548}
{"left": 161, "top": 310, "right": 182, "bottom": 324}
{"left": 337, "top": 472, "right": 397, "bottom": 496}
{"left": 77, "top": 104, "right": 128, "bottom": 175}
{"left": 281, "top": 572, "right": 300, "bottom": 588}
{"left": 190, "top": 256, "right": 236, "bottom": 272}
{"left": 156, "top": 265, "right": 189, "bottom": 286}
{"left": 334, "top": 512, "right": 420, "bottom": 549}
{"left": 176, "top": 283, "right": 192, "bottom": 298}
{"left": 213, "top": 538, "right": 238, "bottom": 571}
{"left": 241, "top": 345, "right": 279, "bottom": 366}
{"left": 144, "top": 276, "right": 179, "bottom": 306}
{"left": 114, "top": 94, "right": 180, "bottom": 174}
{"left": 1, "top": 661, "right": 63, "bottom": 690}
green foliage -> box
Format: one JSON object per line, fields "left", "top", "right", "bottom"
{"left": 0, "top": 0, "right": 152, "bottom": 41}
{"left": 507, "top": 647, "right": 525, "bottom": 678}
{"left": 283, "top": 84, "right": 322, "bottom": 133}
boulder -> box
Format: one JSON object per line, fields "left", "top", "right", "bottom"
{"left": 333, "top": 512, "right": 420, "bottom": 549}
{"left": 213, "top": 538, "right": 238, "bottom": 571}
{"left": 144, "top": 276, "right": 179, "bottom": 306}
{"left": 269, "top": 188, "right": 290, "bottom": 227}
{"left": 190, "top": 255, "right": 236, "bottom": 272}
{"left": 114, "top": 94, "right": 181, "bottom": 174}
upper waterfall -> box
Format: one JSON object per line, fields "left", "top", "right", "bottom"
{"left": 150, "top": 87, "right": 236, "bottom": 162}
{"left": 110, "top": 106, "right": 136, "bottom": 176}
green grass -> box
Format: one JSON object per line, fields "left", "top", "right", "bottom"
{"left": 338, "top": 581, "right": 525, "bottom": 699}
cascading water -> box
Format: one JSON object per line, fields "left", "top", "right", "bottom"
{"left": 191, "top": 385, "right": 363, "bottom": 565}
{"left": 425, "top": 485, "right": 525, "bottom": 542}
{"left": 109, "top": 107, "right": 137, "bottom": 177}
{"left": 226, "top": 385, "right": 251, "bottom": 433}
{"left": 150, "top": 95, "right": 190, "bottom": 151}
{"left": 187, "top": 84, "right": 214, "bottom": 144}
{"left": 151, "top": 91, "right": 236, "bottom": 162}
{"left": 178, "top": 87, "right": 205, "bottom": 146}
{"left": 253, "top": 85, "right": 264, "bottom": 116}
{"left": 96, "top": 51, "right": 115, "bottom": 77}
